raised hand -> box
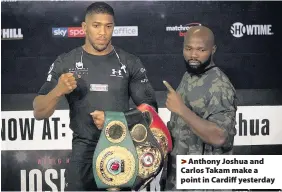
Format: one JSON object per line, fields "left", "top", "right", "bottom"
{"left": 56, "top": 73, "right": 78, "bottom": 96}
{"left": 163, "top": 80, "right": 185, "bottom": 115}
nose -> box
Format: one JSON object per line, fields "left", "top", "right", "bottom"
{"left": 99, "top": 26, "right": 106, "bottom": 35}
{"left": 191, "top": 50, "right": 198, "bottom": 59}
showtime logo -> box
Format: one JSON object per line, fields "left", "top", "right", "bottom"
{"left": 52, "top": 26, "right": 138, "bottom": 38}
{"left": 166, "top": 23, "right": 202, "bottom": 37}
{"left": 230, "top": 22, "right": 274, "bottom": 38}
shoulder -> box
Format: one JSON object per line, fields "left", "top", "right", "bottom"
{"left": 181, "top": 72, "right": 190, "bottom": 81}
{"left": 177, "top": 72, "right": 190, "bottom": 89}
{"left": 50, "top": 47, "right": 82, "bottom": 72}
{"left": 202, "top": 67, "right": 237, "bottom": 103}
{"left": 48, "top": 47, "right": 81, "bottom": 74}
{"left": 114, "top": 46, "right": 142, "bottom": 66}
{"left": 56, "top": 47, "right": 81, "bottom": 63}
{"left": 206, "top": 67, "right": 235, "bottom": 91}
{"left": 113, "top": 46, "right": 145, "bottom": 77}
{"left": 114, "top": 46, "right": 139, "bottom": 60}
{"left": 205, "top": 68, "right": 238, "bottom": 116}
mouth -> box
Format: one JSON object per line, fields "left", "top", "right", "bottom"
{"left": 189, "top": 60, "right": 200, "bottom": 66}
{"left": 96, "top": 39, "right": 107, "bottom": 44}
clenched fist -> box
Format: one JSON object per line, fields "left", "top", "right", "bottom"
{"left": 55, "top": 73, "right": 78, "bottom": 96}
{"left": 90, "top": 110, "right": 105, "bottom": 130}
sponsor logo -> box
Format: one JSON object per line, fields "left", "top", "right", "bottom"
{"left": 46, "top": 74, "right": 52, "bottom": 82}
{"left": 52, "top": 28, "right": 68, "bottom": 37}
{"left": 112, "top": 26, "right": 138, "bottom": 37}
{"left": 166, "top": 23, "right": 202, "bottom": 37}
{"left": 1, "top": 28, "right": 23, "bottom": 40}
{"left": 48, "top": 63, "right": 54, "bottom": 74}
{"left": 139, "top": 68, "right": 148, "bottom": 83}
{"left": 140, "top": 68, "right": 146, "bottom": 73}
{"left": 230, "top": 22, "right": 274, "bottom": 38}
{"left": 90, "top": 84, "right": 109, "bottom": 92}
{"left": 110, "top": 69, "right": 123, "bottom": 78}
{"left": 68, "top": 67, "right": 88, "bottom": 76}
{"left": 75, "top": 61, "right": 83, "bottom": 70}
{"left": 68, "top": 27, "right": 85, "bottom": 38}
{"left": 52, "top": 26, "right": 138, "bottom": 38}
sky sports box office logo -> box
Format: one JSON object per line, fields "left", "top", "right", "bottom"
{"left": 52, "top": 26, "right": 138, "bottom": 38}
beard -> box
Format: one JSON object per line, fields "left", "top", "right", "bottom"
{"left": 90, "top": 41, "right": 109, "bottom": 52}
{"left": 185, "top": 55, "right": 212, "bottom": 75}
{"left": 88, "top": 35, "right": 110, "bottom": 52}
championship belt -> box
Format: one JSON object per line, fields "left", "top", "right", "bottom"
{"left": 136, "top": 104, "right": 173, "bottom": 191}
{"left": 137, "top": 104, "right": 173, "bottom": 155}
{"left": 93, "top": 111, "right": 138, "bottom": 191}
{"left": 124, "top": 108, "right": 164, "bottom": 191}
{"left": 93, "top": 104, "right": 172, "bottom": 191}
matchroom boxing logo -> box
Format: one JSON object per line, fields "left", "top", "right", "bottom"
{"left": 230, "top": 22, "right": 274, "bottom": 38}
{"left": 165, "top": 23, "right": 202, "bottom": 37}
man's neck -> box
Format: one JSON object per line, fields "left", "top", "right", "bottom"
{"left": 82, "top": 43, "right": 113, "bottom": 56}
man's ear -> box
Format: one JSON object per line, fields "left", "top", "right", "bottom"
{"left": 82, "top": 22, "right": 87, "bottom": 34}
{"left": 212, "top": 45, "right": 217, "bottom": 55}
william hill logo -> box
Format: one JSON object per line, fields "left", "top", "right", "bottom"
{"left": 1, "top": 28, "right": 23, "bottom": 40}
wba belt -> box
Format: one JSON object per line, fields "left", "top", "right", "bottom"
{"left": 93, "top": 104, "right": 172, "bottom": 191}
{"left": 92, "top": 111, "right": 138, "bottom": 191}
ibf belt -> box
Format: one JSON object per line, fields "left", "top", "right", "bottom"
{"left": 137, "top": 104, "right": 173, "bottom": 189}
{"left": 137, "top": 104, "right": 173, "bottom": 155}
{"left": 124, "top": 108, "right": 164, "bottom": 191}
{"left": 92, "top": 112, "right": 138, "bottom": 191}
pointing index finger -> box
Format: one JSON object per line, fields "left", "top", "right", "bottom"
{"left": 163, "top": 80, "right": 175, "bottom": 93}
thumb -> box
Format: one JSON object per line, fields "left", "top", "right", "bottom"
{"left": 65, "top": 73, "right": 74, "bottom": 77}
{"left": 163, "top": 80, "right": 176, "bottom": 93}
{"left": 90, "top": 110, "right": 101, "bottom": 117}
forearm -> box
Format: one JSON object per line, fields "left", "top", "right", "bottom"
{"left": 143, "top": 100, "right": 158, "bottom": 113}
{"left": 130, "top": 84, "right": 158, "bottom": 112}
{"left": 178, "top": 106, "right": 227, "bottom": 146}
{"left": 33, "top": 87, "right": 62, "bottom": 120}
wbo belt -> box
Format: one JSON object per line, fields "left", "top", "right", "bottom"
{"left": 92, "top": 104, "right": 172, "bottom": 191}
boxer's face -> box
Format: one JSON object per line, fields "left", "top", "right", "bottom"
{"left": 82, "top": 13, "right": 114, "bottom": 53}
{"left": 183, "top": 36, "right": 215, "bottom": 70}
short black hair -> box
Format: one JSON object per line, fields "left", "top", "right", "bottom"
{"left": 85, "top": 2, "right": 115, "bottom": 19}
